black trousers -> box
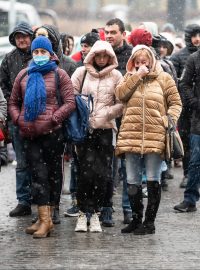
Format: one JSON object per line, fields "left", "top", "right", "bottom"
{"left": 76, "top": 129, "right": 114, "bottom": 213}
{"left": 25, "top": 129, "right": 65, "bottom": 206}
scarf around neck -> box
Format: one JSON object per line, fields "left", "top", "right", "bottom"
{"left": 24, "top": 60, "right": 57, "bottom": 122}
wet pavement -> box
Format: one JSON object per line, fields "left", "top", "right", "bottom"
{"left": 0, "top": 162, "right": 200, "bottom": 270}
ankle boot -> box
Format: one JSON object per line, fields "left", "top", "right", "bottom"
{"left": 121, "top": 216, "right": 141, "bottom": 233}
{"left": 25, "top": 219, "right": 41, "bottom": 234}
{"left": 51, "top": 205, "right": 60, "bottom": 224}
{"left": 121, "top": 184, "right": 144, "bottom": 234}
{"left": 143, "top": 181, "right": 161, "bottom": 234}
{"left": 33, "top": 206, "right": 52, "bottom": 238}
{"left": 101, "top": 207, "right": 115, "bottom": 227}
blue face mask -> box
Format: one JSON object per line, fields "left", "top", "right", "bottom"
{"left": 33, "top": 55, "right": 50, "bottom": 66}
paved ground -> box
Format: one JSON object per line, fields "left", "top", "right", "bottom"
{"left": 0, "top": 162, "right": 200, "bottom": 270}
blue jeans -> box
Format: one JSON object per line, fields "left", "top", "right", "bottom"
{"left": 125, "top": 153, "right": 163, "bottom": 185}
{"left": 121, "top": 158, "right": 131, "bottom": 213}
{"left": 9, "top": 123, "right": 31, "bottom": 206}
{"left": 184, "top": 134, "right": 200, "bottom": 205}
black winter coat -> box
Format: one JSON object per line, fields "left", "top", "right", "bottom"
{"left": 180, "top": 50, "right": 200, "bottom": 135}
{"left": 114, "top": 41, "right": 132, "bottom": 76}
{"left": 170, "top": 25, "right": 200, "bottom": 135}
{"left": 0, "top": 48, "right": 32, "bottom": 102}
{"left": 170, "top": 47, "right": 192, "bottom": 79}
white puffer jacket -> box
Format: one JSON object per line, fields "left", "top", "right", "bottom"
{"left": 71, "top": 40, "right": 123, "bottom": 131}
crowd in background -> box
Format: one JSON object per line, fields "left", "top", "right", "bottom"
{"left": 1, "top": 16, "right": 200, "bottom": 238}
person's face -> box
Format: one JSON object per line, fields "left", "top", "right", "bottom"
{"left": 134, "top": 54, "right": 150, "bottom": 69}
{"left": 32, "top": 48, "right": 50, "bottom": 57}
{"left": 191, "top": 33, "right": 200, "bottom": 47}
{"left": 81, "top": 43, "right": 92, "bottom": 58}
{"left": 94, "top": 52, "right": 110, "bottom": 68}
{"left": 104, "top": 24, "right": 125, "bottom": 49}
{"left": 159, "top": 45, "right": 168, "bottom": 58}
{"left": 15, "top": 33, "right": 31, "bottom": 51}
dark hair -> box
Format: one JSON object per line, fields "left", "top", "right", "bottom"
{"left": 106, "top": 18, "right": 125, "bottom": 33}
{"left": 60, "top": 33, "right": 70, "bottom": 54}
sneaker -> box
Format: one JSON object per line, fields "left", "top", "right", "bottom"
{"left": 75, "top": 212, "right": 87, "bottom": 232}
{"left": 64, "top": 205, "right": 79, "bottom": 217}
{"left": 89, "top": 213, "right": 102, "bottom": 232}
{"left": 174, "top": 201, "right": 197, "bottom": 212}
{"left": 9, "top": 204, "right": 31, "bottom": 217}
{"left": 179, "top": 176, "right": 188, "bottom": 188}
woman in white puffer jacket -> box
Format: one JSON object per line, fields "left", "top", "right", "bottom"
{"left": 71, "top": 40, "right": 123, "bottom": 233}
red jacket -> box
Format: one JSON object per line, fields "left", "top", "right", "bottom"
{"left": 9, "top": 67, "right": 75, "bottom": 138}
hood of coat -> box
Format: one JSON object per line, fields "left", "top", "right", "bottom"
{"left": 126, "top": 44, "right": 159, "bottom": 76}
{"left": 83, "top": 40, "right": 118, "bottom": 78}
{"left": 184, "top": 24, "right": 200, "bottom": 53}
{"left": 33, "top": 24, "right": 63, "bottom": 59}
{"left": 9, "top": 22, "right": 33, "bottom": 47}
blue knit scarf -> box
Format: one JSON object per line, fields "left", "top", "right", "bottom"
{"left": 24, "top": 60, "right": 57, "bottom": 122}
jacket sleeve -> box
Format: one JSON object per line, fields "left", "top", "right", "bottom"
{"left": 0, "top": 55, "right": 12, "bottom": 102}
{"left": 163, "top": 73, "right": 182, "bottom": 124}
{"left": 8, "top": 72, "right": 23, "bottom": 125}
{"left": 107, "top": 71, "right": 124, "bottom": 120}
{"left": 0, "top": 88, "right": 7, "bottom": 120}
{"left": 115, "top": 72, "right": 143, "bottom": 102}
{"left": 170, "top": 53, "right": 182, "bottom": 79}
{"left": 71, "top": 67, "right": 86, "bottom": 95}
{"left": 52, "top": 69, "right": 76, "bottom": 124}
{"left": 179, "top": 55, "right": 198, "bottom": 110}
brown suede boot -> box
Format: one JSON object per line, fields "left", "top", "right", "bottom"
{"left": 33, "top": 206, "right": 52, "bottom": 238}
{"left": 25, "top": 219, "right": 41, "bottom": 235}
{"left": 49, "top": 206, "right": 55, "bottom": 230}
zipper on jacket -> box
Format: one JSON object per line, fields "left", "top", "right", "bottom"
{"left": 141, "top": 82, "right": 145, "bottom": 155}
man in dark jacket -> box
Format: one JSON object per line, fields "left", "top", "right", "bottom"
{"left": 174, "top": 48, "right": 200, "bottom": 212}
{"left": 103, "top": 18, "right": 133, "bottom": 226}
{"left": 170, "top": 24, "right": 200, "bottom": 188}
{"left": 0, "top": 22, "right": 33, "bottom": 217}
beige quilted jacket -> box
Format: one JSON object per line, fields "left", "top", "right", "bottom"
{"left": 115, "top": 45, "right": 182, "bottom": 156}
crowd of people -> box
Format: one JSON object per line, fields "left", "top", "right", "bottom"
{"left": 1, "top": 16, "right": 200, "bottom": 238}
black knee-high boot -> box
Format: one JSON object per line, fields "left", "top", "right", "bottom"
{"left": 143, "top": 181, "right": 161, "bottom": 234}
{"left": 121, "top": 184, "right": 144, "bottom": 233}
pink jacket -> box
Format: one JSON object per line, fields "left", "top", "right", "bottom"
{"left": 71, "top": 40, "right": 123, "bottom": 131}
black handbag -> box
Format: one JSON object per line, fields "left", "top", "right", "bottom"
{"left": 165, "top": 115, "right": 184, "bottom": 161}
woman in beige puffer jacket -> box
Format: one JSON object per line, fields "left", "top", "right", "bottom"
{"left": 71, "top": 40, "right": 123, "bottom": 233}
{"left": 115, "top": 45, "right": 182, "bottom": 235}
